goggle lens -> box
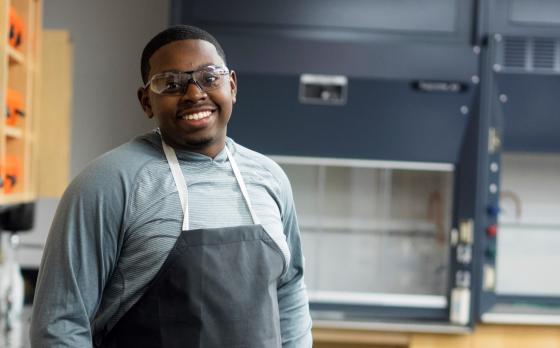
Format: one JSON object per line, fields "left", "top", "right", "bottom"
{"left": 148, "top": 66, "right": 229, "bottom": 95}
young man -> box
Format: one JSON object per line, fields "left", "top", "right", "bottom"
{"left": 30, "top": 25, "right": 312, "bottom": 347}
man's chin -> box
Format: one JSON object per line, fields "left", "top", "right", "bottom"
{"left": 182, "top": 136, "right": 213, "bottom": 149}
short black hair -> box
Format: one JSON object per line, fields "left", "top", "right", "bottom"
{"left": 140, "top": 25, "right": 226, "bottom": 84}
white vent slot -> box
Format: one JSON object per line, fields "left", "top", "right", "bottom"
{"left": 533, "top": 38, "right": 556, "bottom": 69}
{"left": 504, "top": 37, "right": 527, "bottom": 68}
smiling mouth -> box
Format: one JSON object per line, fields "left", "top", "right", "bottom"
{"left": 179, "top": 110, "right": 213, "bottom": 121}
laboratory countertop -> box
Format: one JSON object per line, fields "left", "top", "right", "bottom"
{"left": 15, "top": 305, "right": 560, "bottom": 347}
{"left": 313, "top": 318, "right": 471, "bottom": 334}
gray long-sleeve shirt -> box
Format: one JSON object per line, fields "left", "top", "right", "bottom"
{"left": 30, "top": 130, "right": 312, "bottom": 347}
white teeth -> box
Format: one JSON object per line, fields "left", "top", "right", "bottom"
{"left": 182, "top": 110, "right": 212, "bottom": 120}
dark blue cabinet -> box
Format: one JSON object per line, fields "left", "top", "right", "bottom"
{"left": 231, "top": 74, "right": 475, "bottom": 163}
{"left": 172, "top": 0, "right": 479, "bottom": 163}
{"left": 476, "top": 0, "right": 560, "bottom": 325}
{"left": 171, "top": 0, "right": 481, "bottom": 331}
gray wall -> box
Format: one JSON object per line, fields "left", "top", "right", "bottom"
{"left": 19, "top": 0, "right": 169, "bottom": 266}
{"left": 43, "top": 0, "right": 168, "bottom": 174}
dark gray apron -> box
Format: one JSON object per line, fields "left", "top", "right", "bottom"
{"left": 97, "top": 140, "right": 286, "bottom": 348}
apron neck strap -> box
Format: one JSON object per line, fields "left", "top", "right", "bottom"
{"left": 224, "top": 146, "right": 261, "bottom": 225}
{"left": 161, "top": 137, "right": 260, "bottom": 231}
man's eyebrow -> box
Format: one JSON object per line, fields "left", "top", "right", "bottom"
{"left": 158, "top": 69, "right": 183, "bottom": 74}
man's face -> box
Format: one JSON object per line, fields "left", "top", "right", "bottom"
{"left": 138, "top": 39, "right": 237, "bottom": 157}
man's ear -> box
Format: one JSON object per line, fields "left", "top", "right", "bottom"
{"left": 137, "top": 87, "right": 154, "bottom": 118}
{"left": 230, "top": 70, "right": 237, "bottom": 104}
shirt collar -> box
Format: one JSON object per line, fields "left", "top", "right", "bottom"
{"left": 152, "top": 129, "right": 233, "bottom": 163}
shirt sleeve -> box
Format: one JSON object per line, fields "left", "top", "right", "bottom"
{"left": 276, "top": 170, "right": 313, "bottom": 348}
{"left": 30, "top": 161, "right": 126, "bottom": 347}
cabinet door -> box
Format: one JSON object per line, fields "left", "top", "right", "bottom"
{"left": 35, "top": 30, "right": 72, "bottom": 198}
{"left": 485, "top": 0, "right": 560, "bottom": 37}
{"left": 176, "top": 0, "right": 473, "bottom": 41}
{"left": 229, "top": 74, "right": 473, "bottom": 163}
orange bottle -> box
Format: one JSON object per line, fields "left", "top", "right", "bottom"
{"left": 6, "top": 89, "right": 25, "bottom": 126}
{"left": 1, "top": 156, "right": 21, "bottom": 194}
{"left": 8, "top": 6, "right": 17, "bottom": 48}
{"left": 8, "top": 7, "right": 25, "bottom": 49}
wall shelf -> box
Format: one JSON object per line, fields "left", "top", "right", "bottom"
{"left": 0, "top": 191, "right": 33, "bottom": 204}
{"left": 5, "top": 125, "right": 23, "bottom": 138}
{"left": 7, "top": 46, "right": 25, "bottom": 65}
{"left": 0, "top": 0, "right": 42, "bottom": 205}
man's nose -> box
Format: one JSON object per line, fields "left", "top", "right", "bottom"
{"left": 182, "top": 80, "right": 207, "bottom": 101}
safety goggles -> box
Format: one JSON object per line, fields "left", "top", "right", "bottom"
{"left": 145, "top": 65, "right": 230, "bottom": 95}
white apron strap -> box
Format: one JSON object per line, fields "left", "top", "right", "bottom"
{"left": 225, "top": 146, "right": 260, "bottom": 225}
{"left": 161, "top": 138, "right": 260, "bottom": 231}
{"left": 161, "top": 140, "right": 190, "bottom": 231}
